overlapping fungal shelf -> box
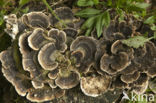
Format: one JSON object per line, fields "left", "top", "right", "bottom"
{"left": 0, "top": 7, "right": 156, "bottom": 102}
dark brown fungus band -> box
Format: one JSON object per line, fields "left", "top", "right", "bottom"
{"left": 103, "top": 21, "right": 118, "bottom": 41}
{"left": 17, "top": 17, "right": 28, "bottom": 33}
{"left": 70, "top": 36, "right": 97, "bottom": 73}
{"left": 134, "top": 41, "right": 156, "bottom": 73}
{"left": 49, "top": 7, "right": 74, "bottom": 27}
{"left": 48, "top": 69, "right": 59, "bottom": 80}
{"left": 124, "top": 14, "right": 142, "bottom": 31}
{"left": 111, "top": 76, "right": 128, "bottom": 89}
{"left": 111, "top": 52, "right": 130, "bottom": 71}
{"left": 147, "top": 63, "right": 156, "bottom": 78}
{"left": 28, "top": 28, "right": 49, "bottom": 51}
{"left": 144, "top": 41, "right": 155, "bottom": 59}
{"left": 139, "top": 24, "right": 155, "bottom": 42}
{"left": 48, "top": 80, "right": 57, "bottom": 88}
{"left": 63, "top": 28, "right": 78, "bottom": 47}
{"left": 95, "top": 40, "right": 109, "bottom": 64}
{"left": 100, "top": 40, "right": 135, "bottom": 75}
{"left": 111, "top": 40, "right": 124, "bottom": 54}
{"left": 94, "top": 40, "right": 111, "bottom": 75}
{"left": 103, "top": 20, "right": 133, "bottom": 41}
{"left": 100, "top": 54, "right": 116, "bottom": 75}
{"left": 112, "top": 32, "right": 125, "bottom": 40}
{"left": 118, "top": 21, "right": 133, "bottom": 38}
{"left": 133, "top": 45, "right": 147, "bottom": 58}
{"left": 133, "top": 73, "right": 149, "bottom": 87}
{"left": 63, "top": 28, "right": 77, "bottom": 38}
{"left": 22, "top": 52, "right": 44, "bottom": 89}
{"left": 22, "top": 12, "right": 50, "bottom": 28}
{"left": 80, "top": 75, "right": 111, "bottom": 97}
{"left": 31, "top": 80, "right": 44, "bottom": 89}
{"left": 100, "top": 52, "right": 130, "bottom": 75}
{"left": 19, "top": 32, "right": 45, "bottom": 89}
{"left": 127, "top": 73, "right": 149, "bottom": 94}
{"left": 22, "top": 51, "right": 37, "bottom": 72}
{"left": 48, "top": 28, "right": 67, "bottom": 52}
{"left": 71, "top": 50, "right": 85, "bottom": 67}
{"left": 120, "top": 62, "right": 140, "bottom": 75}
{"left": 132, "top": 81, "right": 149, "bottom": 95}
{"left": 55, "top": 71, "right": 80, "bottom": 89}
{"left": 120, "top": 71, "right": 140, "bottom": 83}
{"left": 19, "top": 32, "right": 32, "bottom": 56}
{"left": 0, "top": 49, "right": 31, "bottom": 96}
{"left": 144, "top": 42, "right": 156, "bottom": 69}
{"left": 38, "top": 43, "right": 59, "bottom": 71}
{"left": 26, "top": 87, "right": 65, "bottom": 102}
{"left": 111, "top": 40, "right": 134, "bottom": 58}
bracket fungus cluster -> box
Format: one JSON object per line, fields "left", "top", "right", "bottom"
{"left": 0, "top": 7, "right": 156, "bottom": 102}
{"left": 99, "top": 16, "right": 156, "bottom": 94}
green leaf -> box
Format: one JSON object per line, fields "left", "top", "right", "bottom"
{"left": 154, "top": 32, "right": 156, "bottom": 40}
{"left": 75, "top": 8, "right": 101, "bottom": 18}
{"left": 128, "top": 2, "right": 150, "bottom": 12}
{"left": 77, "top": 0, "right": 94, "bottom": 7}
{"left": 133, "top": 12, "right": 140, "bottom": 19}
{"left": 99, "top": 2, "right": 107, "bottom": 6}
{"left": 121, "top": 36, "right": 153, "bottom": 48}
{"left": 135, "top": 2, "right": 150, "bottom": 9}
{"left": 81, "top": 16, "right": 97, "bottom": 29}
{"left": 107, "top": 0, "right": 112, "bottom": 6}
{"left": 117, "top": 9, "right": 124, "bottom": 22}
{"left": 21, "top": 7, "right": 29, "bottom": 13}
{"left": 151, "top": 25, "right": 156, "bottom": 31}
{"left": 85, "top": 27, "right": 93, "bottom": 36}
{"left": 102, "top": 11, "right": 110, "bottom": 27}
{"left": 116, "top": 0, "right": 126, "bottom": 8}
{"left": 19, "top": 0, "right": 30, "bottom": 6}
{"left": 93, "top": 0, "right": 99, "bottom": 5}
{"left": 96, "top": 15, "right": 103, "bottom": 37}
{"left": 144, "top": 16, "right": 155, "bottom": 25}
{"left": 0, "top": 17, "right": 4, "bottom": 25}
{"left": 0, "top": 0, "right": 4, "bottom": 6}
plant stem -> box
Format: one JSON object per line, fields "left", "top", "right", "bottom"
{"left": 147, "top": 36, "right": 154, "bottom": 41}
{"left": 42, "top": 0, "right": 67, "bottom": 28}
{"left": 51, "top": 0, "right": 68, "bottom": 7}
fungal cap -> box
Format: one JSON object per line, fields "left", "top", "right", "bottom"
{"left": 63, "top": 28, "right": 77, "bottom": 38}
{"left": 133, "top": 81, "right": 149, "bottom": 95}
{"left": 49, "top": 7, "right": 74, "bottom": 26}
{"left": 18, "top": 32, "right": 32, "bottom": 56}
{"left": 80, "top": 75, "right": 111, "bottom": 97}
{"left": 70, "top": 36, "right": 97, "bottom": 73}
{"left": 0, "top": 50, "right": 31, "bottom": 96}
{"left": 26, "top": 88, "right": 65, "bottom": 102}
{"left": 31, "top": 81, "right": 44, "bottom": 89}
{"left": 38, "top": 42, "right": 58, "bottom": 71}
{"left": 121, "top": 71, "right": 140, "bottom": 83}
{"left": 103, "top": 21, "right": 117, "bottom": 41}
{"left": 48, "top": 28, "right": 67, "bottom": 52}
{"left": 22, "top": 12, "right": 49, "bottom": 28}
{"left": 100, "top": 52, "right": 130, "bottom": 75}
{"left": 28, "top": 28, "right": 49, "bottom": 50}
{"left": 55, "top": 71, "right": 80, "bottom": 89}
{"left": 48, "top": 69, "right": 59, "bottom": 79}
